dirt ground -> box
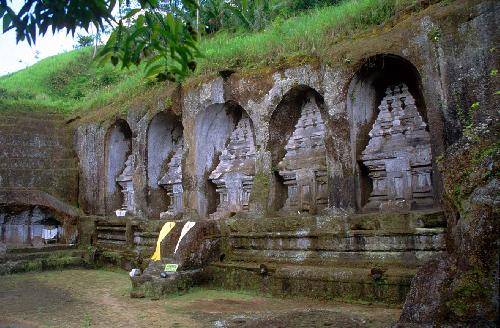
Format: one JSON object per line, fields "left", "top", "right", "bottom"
{"left": 0, "top": 269, "right": 401, "bottom": 328}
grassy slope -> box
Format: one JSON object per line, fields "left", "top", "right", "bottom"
{"left": 0, "top": 0, "right": 427, "bottom": 116}
{"left": 0, "top": 48, "right": 144, "bottom": 114}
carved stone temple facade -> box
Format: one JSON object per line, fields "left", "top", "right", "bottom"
{"left": 209, "top": 115, "right": 256, "bottom": 216}
{"left": 361, "top": 84, "right": 434, "bottom": 211}
{"left": 278, "top": 95, "right": 328, "bottom": 214}
{"left": 116, "top": 154, "right": 135, "bottom": 216}
{"left": 158, "top": 138, "right": 184, "bottom": 218}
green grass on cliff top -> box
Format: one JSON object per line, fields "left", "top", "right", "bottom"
{"left": 0, "top": 0, "right": 423, "bottom": 115}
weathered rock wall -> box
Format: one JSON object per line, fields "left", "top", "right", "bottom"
{"left": 397, "top": 1, "right": 499, "bottom": 325}
{"left": 73, "top": 0, "right": 498, "bottom": 323}
{"left": 0, "top": 111, "right": 78, "bottom": 205}
{"left": 76, "top": 1, "right": 497, "bottom": 220}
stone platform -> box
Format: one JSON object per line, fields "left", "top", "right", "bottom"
{"left": 130, "top": 260, "right": 205, "bottom": 298}
{"left": 205, "top": 210, "right": 446, "bottom": 304}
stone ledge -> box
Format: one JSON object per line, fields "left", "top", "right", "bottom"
{"left": 223, "top": 209, "right": 446, "bottom": 234}
{"left": 228, "top": 249, "right": 445, "bottom": 268}
{"left": 0, "top": 249, "right": 86, "bottom": 275}
{"left": 205, "top": 263, "right": 413, "bottom": 304}
{"left": 0, "top": 189, "right": 79, "bottom": 220}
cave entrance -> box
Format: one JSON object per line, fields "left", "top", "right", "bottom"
{"left": 0, "top": 205, "right": 77, "bottom": 246}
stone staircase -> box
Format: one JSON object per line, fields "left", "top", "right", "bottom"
{"left": 133, "top": 230, "right": 158, "bottom": 258}
{"left": 0, "top": 244, "right": 86, "bottom": 275}
{"left": 207, "top": 210, "right": 446, "bottom": 304}
{"left": 0, "top": 111, "right": 78, "bottom": 204}
{"left": 91, "top": 217, "right": 162, "bottom": 269}
{"left": 95, "top": 220, "right": 130, "bottom": 248}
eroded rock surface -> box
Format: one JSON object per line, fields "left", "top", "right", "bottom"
{"left": 278, "top": 95, "right": 328, "bottom": 214}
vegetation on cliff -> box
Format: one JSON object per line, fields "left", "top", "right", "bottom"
{"left": 0, "top": 0, "right": 433, "bottom": 115}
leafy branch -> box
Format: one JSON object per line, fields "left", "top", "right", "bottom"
{"left": 0, "top": 0, "right": 200, "bottom": 81}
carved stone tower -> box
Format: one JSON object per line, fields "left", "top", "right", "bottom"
{"left": 361, "top": 84, "right": 434, "bottom": 211}
{"left": 158, "top": 138, "right": 184, "bottom": 218}
{"left": 278, "top": 95, "right": 328, "bottom": 213}
{"left": 209, "top": 115, "right": 256, "bottom": 216}
{"left": 116, "top": 154, "right": 135, "bottom": 216}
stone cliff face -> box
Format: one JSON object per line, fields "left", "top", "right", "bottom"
{"left": 72, "top": 4, "right": 498, "bottom": 323}
{"left": 0, "top": 112, "right": 78, "bottom": 205}
{"left": 0, "top": 112, "right": 79, "bottom": 246}
{"left": 396, "top": 1, "right": 499, "bottom": 326}
{"left": 75, "top": 1, "right": 498, "bottom": 220}
{"left": 2, "top": 0, "right": 496, "bottom": 325}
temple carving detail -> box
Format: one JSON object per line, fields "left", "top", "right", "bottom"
{"left": 278, "top": 95, "right": 328, "bottom": 213}
{"left": 361, "top": 84, "right": 434, "bottom": 211}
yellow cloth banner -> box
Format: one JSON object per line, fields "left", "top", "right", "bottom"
{"left": 151, "top": 221, "right": 176, "bottom": 261}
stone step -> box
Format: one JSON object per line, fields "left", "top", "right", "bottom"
{"left": 229, "top": 229, "right": 446, "bottom": 252}
{"left": 0, "top": 115, "right": 67, "bottom": 126}
{"left": 0, "top": 133, "right": 72, "bottom": 149}
{"left": 96, "top": 226, "right": 127, "bottom": 232}
{"left": 206, "top": 261, "right": 416, "bottom": 304}
{"left": 227, "top": 248, "right": 443, "bottom": 268}
{"left": 96, "top": 239, "right": 128, "bottom": 247}
{"left": 96, "top": 221, "right": 128, "bottom": 227}
{"left": 97, "top": 233, "right": 127, "bottom": 241}
{"left": 0, "top": 169, "right": 78, "bottom": 190}
{"left": 133, "top": 231, "right": 159, "bottom": 238}
{"left": 0, "top": 111, "right": 66, "bottom": 120}
{"left": 0, "top": 124, "right": 69, "bottom": 136}
{"left": 0, "top": 126, "right": 71, "bottom": 137}
{"left": 133, "top": 235, "right": 157, "bottom": 246}
{"left": 5, "top": 244, "right": 77, "bottom": 254}
{"left": 0, "top": 145, "right": 75, "bottom": 159}
{"left": 0, "top": 158, "right": 76, "bottom": 170}
{"left": 0, "top": 249, "right": 84, "bottom": 264}
{"left": 210, "top": 261, "right": 417, "bottom": 282}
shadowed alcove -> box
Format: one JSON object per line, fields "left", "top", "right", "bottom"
{"left": 194, "top": 101, "right": 250, "bottom": 217}
{"left": 104, "top": 119, "right": 132, "bottom": 215}
{"left": 146, "top": 112, "right": 183, "bottom": 218}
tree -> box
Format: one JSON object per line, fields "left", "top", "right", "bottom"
{"left": 74, "top": 34, "right": 94, "bottom": 48}
{"left": 225, "top": 0, "right": 282, "bottom": 32}
{"left": 0, "top": 0, "right": 200, "bottom": 81}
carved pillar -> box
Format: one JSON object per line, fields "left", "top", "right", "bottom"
{"left": 361, "top": 84, "right": 434, "bottom": 211}
{"left": 116, "top": 154, "right": 135, "bottom": 216}
{"left": 158, "top": 138, "right": 184, "bottom": 218}
{"left": 278, "top": 95, "right": 328, "bottom": 214}
{"left": 209, "top": 115, "right": 256, "bottom": 216}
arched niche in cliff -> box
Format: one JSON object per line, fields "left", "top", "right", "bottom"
{"left": 105, "top": 119, "right": 132, "bottom": 215}
{"left": 0, "top": 205, "right": 78, "bottom": 246}
{"left": 194, "top": 101, "right": 251, "bottom": 218}
{"left": 268, "top": 85, "right": 329, "bottom": 214}
{"left": 347, "top": 54, "right": 435, "bottom": 212}
{"left": 146, "top": 112, "right": 183, "bottom": 218}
